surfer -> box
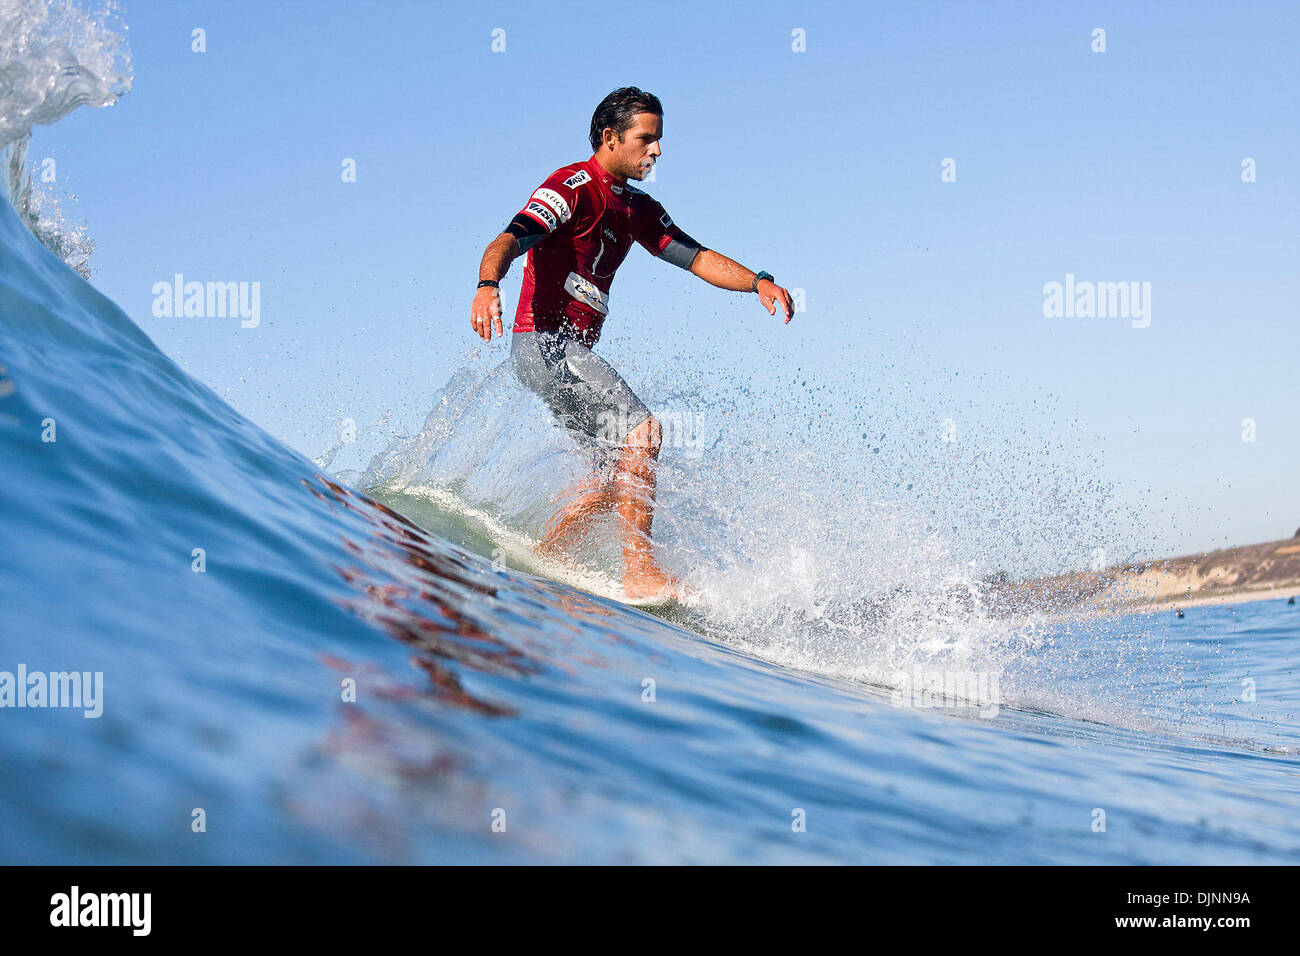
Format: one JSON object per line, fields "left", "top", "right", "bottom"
{"left": 470, "top": 87, "right": 794, "bottom": 601}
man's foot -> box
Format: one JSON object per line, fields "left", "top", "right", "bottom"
{"left": 536, "top": 479, "right": 618, "bottom": 562}
{"left": 623, "top": 557, "right": 683, "bottom": 602}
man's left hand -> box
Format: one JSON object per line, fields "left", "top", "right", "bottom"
{"left": 758, "top": 279, "right": 795, "bottom": 324}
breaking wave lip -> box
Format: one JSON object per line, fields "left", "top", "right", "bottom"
{"left": 0, "top": 0, "right": 133, "bottom": 149}
{"left": 1, "top": 0, "right": 132, "bottom": 275}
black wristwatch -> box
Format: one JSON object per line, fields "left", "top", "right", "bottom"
{"left": 477, "top": 279, "right": 499, "bottom": 289}
{"left": 751, "top": 271, "right": 773, "bottom": 293}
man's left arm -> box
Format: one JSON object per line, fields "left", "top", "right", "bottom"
{"left": 637, "top": 204, "right": 794, "bottom": 323}
{"left": 687, "top": 249, "right": 795, "bottom": 324}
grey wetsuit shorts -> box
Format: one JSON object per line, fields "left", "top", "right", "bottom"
{"left": 510, "top": 330, "right": 651, "bottom": 453}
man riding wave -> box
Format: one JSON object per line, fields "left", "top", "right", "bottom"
{"left": 470, "top": 87, "right": 794, "bottom": 601}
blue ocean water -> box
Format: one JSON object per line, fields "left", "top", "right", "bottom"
{"left": 2, "top": 165, "right": 1300, "bottom": 863}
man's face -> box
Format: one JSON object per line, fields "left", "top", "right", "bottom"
{"left": 605, "top": 112, "right": 662, "bottom": 180}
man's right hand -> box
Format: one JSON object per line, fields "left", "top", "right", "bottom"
{"left": 471, "top": 286, "right": 504, "bottom": 342}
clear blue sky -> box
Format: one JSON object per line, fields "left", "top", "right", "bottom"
{"left": 32, "top": 0, "right": 1300, "bottom": 564}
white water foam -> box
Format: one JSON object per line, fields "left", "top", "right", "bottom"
{"left": 355, "top": 355, "right": 1092, "bottom": 718}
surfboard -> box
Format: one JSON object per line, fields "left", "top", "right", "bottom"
{"left": 400, "top": 486, "right": 681, "bottom": 609}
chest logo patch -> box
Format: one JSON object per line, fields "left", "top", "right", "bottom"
{"left": 563, "top": 271, "right": 610, "bottom": 315}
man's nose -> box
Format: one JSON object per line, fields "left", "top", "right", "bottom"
{"left": 649, "top": 142, "right": 662, "bottom": 157}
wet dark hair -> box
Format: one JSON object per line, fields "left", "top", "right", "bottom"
{"left": 589, "top": 87, "right": 663, "bottom": 152}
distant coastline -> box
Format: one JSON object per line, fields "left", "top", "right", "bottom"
{"left": 986, "top": 533, "right": 1300, "bottom": 617}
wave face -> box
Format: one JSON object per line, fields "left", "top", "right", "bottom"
{"left": 4, "top": 4, "right": 1300, "bottom": 865}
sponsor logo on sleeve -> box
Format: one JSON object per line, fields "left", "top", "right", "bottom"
{"left": 525, "top": 200, "right": 558, "bottom": 231}
{"left": 563, "top": 170, "right": 592, "bottom": 189}
{"left": 532, "top": 187, "right": 572, "bottom": 223}
{"left": 659, "top": 211, "right": 673, "bottom": 228}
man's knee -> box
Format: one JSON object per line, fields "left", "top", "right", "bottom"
{"left": 623, "top": 415, "right": 662, "bottom": 458}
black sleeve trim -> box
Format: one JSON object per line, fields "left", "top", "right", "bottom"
{"left": 505, "top": 213, "right": 548, "bottom": 253}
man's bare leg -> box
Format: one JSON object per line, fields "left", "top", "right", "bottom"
{"left": 616, "top": 416, "right": 680, "bottom": 600}
{"left": 536, "top": 466, "right": 617, "bottom": 560}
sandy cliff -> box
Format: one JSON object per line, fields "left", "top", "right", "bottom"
{"left": 986, "top": 533, "right": 1300, "bottom": 615}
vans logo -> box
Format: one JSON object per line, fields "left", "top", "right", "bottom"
{"left": 525, "top": 200, "right": 558, "bottom": 231}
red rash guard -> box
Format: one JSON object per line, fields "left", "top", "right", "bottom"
{"left": 506, "top": 154, "right": 701, "bottom": 347}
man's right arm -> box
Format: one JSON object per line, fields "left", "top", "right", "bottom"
{"left": 471, "top": 169, "right": 580, "bottom": 343}
{"left": 470, "top": 210, "right": 559, "bottom": 343}
{"left": 471, "top": 232, "right": 519, "bottom": 343}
